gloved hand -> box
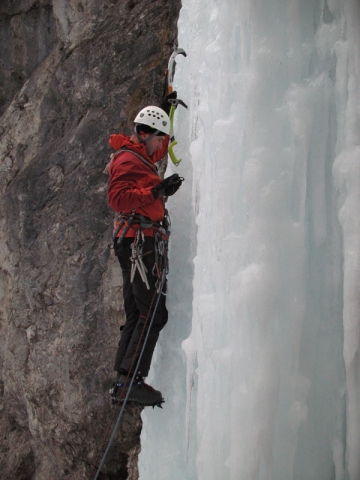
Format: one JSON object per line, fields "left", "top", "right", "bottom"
{"left": 152, "top": 173, "right": 184, "bottom": 198}
{"left": 160, "top": 91, "right": 177, "bottom": 114}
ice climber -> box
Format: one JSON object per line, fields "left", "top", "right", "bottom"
{"left": 107, "top": 102, "right": 183, "bottom": 406}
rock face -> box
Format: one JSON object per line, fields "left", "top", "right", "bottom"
{"left": 0, "top": 1, "right": 181, "bottom": 478}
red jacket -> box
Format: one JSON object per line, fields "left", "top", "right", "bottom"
{"left": 108, "top": 133, "right": 168, "bottom": 236}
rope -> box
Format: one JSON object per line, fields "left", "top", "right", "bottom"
{"left": 92, "top": 270, "right": 167, "bottom": 479}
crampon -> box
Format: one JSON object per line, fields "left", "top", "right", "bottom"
{"left": 109, "top": 381, "right": 165, "bottom": 409}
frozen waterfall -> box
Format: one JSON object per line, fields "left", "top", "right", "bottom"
{"left": 139, "top": 0, "right": 360, "bottom": 479}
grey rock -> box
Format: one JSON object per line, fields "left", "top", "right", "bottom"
{"left": 0, "top": 0, "right": 181, "bottom": 478}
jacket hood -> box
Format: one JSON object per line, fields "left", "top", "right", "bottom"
{"left": 108, "top": 133, "right": 155, "bottom": 164}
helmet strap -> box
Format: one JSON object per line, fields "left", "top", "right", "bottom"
{"left": 134, "top": 126, "right": 160, "bottom": 144}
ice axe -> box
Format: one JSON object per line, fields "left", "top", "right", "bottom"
{"left": 165, "top": 46, "right": 188, "bottom": 166}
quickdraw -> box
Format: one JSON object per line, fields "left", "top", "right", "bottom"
{"left": 154, "top": 209, "right": 171, "bottom": 290}
{"left": 130, "top": 230, "right": 150, "bottom": 289}
{"left": 153, "top": 230, "right": 169, "bottom": 293}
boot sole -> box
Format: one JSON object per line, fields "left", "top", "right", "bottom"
{"left": 111, "top": 397, "right": 164, "bottom": 408}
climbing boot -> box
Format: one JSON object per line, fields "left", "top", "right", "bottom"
{"left": 110, "top": 375, "right": 164, "bottom": 407}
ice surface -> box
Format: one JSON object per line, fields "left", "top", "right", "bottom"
{"left": 139, "top": 0, "right": 360, "bottom": 479}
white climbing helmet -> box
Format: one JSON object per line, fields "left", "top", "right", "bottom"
{"left": 134, "top": 106, "right": 170, "bottom": 135}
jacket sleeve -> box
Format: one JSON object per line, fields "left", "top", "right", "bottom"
{"left": 108, "top": 156, "right": 160, "bottom": 213}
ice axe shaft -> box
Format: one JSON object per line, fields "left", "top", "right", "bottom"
{"left": 165, "top": 46, "right": 187, "bottom": 165}
{"left": 168, "top": 99, "right": 187, "bottom": 166}
{"left": 167, "top": 47, "right": 187, "bottom": 94}
{"left": 168, "top": 103, "right": 186, "bottom": 166}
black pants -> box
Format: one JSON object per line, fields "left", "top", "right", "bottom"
{"left": 113, "top": 236, "right": 168, "bottom": 378}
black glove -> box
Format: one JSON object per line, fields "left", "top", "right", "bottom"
{"left": 160, "top": 91, "right": 177, "bottom": 114}
{"left": 152, "top": 173, "right": 184, "bottom": 198}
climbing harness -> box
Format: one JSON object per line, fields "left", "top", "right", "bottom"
{"left": 112, "top": 209, "right": 136, "bottom": 244}
{"left": 164, "top": 45, "right": 188, "bottom": 166}
{"left": 113, "top": 212, "right": 167, "bottom": 240}
{"left": 112, "top": 207, "right": 170, "bottom": 297}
